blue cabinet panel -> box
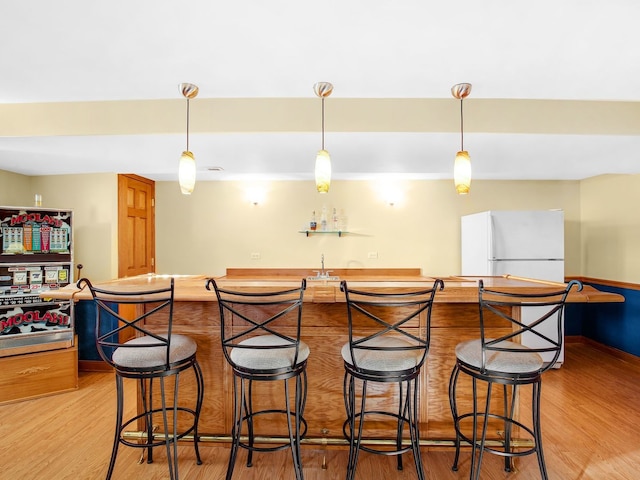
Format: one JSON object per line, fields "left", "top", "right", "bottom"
{"left": 75, "top": 299, "right": 118, "bottom": 361}
{"left": 565, "top": 284, "right": 639, "bottom": 357}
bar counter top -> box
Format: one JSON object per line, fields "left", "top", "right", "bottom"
{"left": 50, "top": 267, "right": 624, "bottom": 304}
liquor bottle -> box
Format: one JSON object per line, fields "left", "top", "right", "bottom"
{"left": 320, "top": 206, "right": 327, "bottom": 231}
{"left": 332, "top": 208, "right": 339, "bottom": 231}
{"left": 310, "top": 211, "right": 317, "bottom": 231}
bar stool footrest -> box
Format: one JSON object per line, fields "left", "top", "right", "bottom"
{"left": 453, "top": 411, "right": 538, "bottom": 458}
{"left": 238, "top": 408, "right": 308, "bottom": 453}
{"left": 119, "top": 406, "right": 200, "bottom": 449}
{"left": 343, "top": 410, "right": 415, "bottom": 456}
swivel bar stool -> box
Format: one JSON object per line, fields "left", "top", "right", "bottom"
{"left": 449, "top": 279, "right": 582, "bottom": 480}
{"left": 207, "top": 278, "right": 309, "bottom": 480}
{"left": 340, "top": 279, "right": 444, "bottom": 480}
{"left": 77, "top": 277, "right": 203, "bottom": 480}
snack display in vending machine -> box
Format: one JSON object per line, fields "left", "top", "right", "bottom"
{"left": 0, "top": 206, "right": 74, "bottom": 354}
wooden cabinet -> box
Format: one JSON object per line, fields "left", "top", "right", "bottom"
{"left": 0, "top": 342, "right": 78, "bottom": 405}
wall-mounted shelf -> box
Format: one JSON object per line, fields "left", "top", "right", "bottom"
{"left": 299, "top": 230, "right": 347, "bottom": 237}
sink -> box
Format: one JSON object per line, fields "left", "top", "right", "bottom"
{"left": 306, "top": 276, "right": 340, "bottom": 281}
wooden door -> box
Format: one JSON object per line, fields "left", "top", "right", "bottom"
{"left": 118, "top": 174, "right": 155, "bottom": 278}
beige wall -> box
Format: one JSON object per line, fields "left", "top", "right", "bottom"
{"left": 580, "top": 174, "right": 640, "bottom": 283}
{"left": 0, "top": 169, "right": 32, "bottom": 206}
{"left": 0, "top": 170, "right": 118, "bottom": 282}
{"left": 156, "top": 179, "right": 581, "bottom": 278}
{"left": 6, "top": 169, "right": 640, "bottom": 285}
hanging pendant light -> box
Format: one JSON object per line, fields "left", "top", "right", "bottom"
{"left": 179, "top": 83, "right": 199, "bottom": 195}
{"left": 313, "top": 82, "right": 333, "bottom": 193}
{"left": 451, "top": 83, "right": 472, "bottom": 195}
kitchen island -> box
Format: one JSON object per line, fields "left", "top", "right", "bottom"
{"left": 52, "top": 268, "right": 623, "bottom": 447}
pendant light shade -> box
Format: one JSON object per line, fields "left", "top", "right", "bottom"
{"left": 179, "top": 151, "right": 196, "bottom": 195}
{"left": 453, "top": 151, "right": 471, "bottom": 195}
{"left": 313, "top": 82, "right": 333, "bottom": 193}
{"left": 315, "top": 149, "right": 331, "bottom": 193}
{"left": 451, "top": 83, "right": 472, "bottom": 195}
{"left": 179, "top": 83, "right": 199, "bottom": 195}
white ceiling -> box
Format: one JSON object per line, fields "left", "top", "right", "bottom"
{"left": 1, "top": 0, "right": 640, "bottom": 183}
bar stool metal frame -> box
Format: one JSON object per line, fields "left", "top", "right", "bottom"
{"left": 449, "top": 279, "right": 582, "bottom": 480}
{"left": 340, "top": 279, "right": 444, "bottom": 480}
{"left": 78, "top": 277, "right": 204, "bottom": 480}
{"left": 207, "top": 278, "right": 309, "bottom": 480}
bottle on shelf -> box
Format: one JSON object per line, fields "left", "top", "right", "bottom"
{"left": 332, "top": 208, "right": 339, "bottom": 231}
{"left": 339, "top": 208, "right": 347, "bottom": 231}
{"left": 320, "top": 206, "right": 327, "bottom": 231}
{"left": 310, "top": 211, "right": 317, "bottom": 231}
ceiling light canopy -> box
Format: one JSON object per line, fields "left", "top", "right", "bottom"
{"left": 179, "top": 83, "right": 199, "bottom": 195}
{"left": 451, "top": 83, "right": 472, "bottom": 195}
{"left": 314, "top": 82, "right": 333, "bottom": 194}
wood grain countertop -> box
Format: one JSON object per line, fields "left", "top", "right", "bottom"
{"left": 44, "top": 268, "right": 624, "bottom": 304}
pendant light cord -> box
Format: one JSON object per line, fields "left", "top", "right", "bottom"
{"left": 186, "top": 98, "right": 190, "bottom": 151}
{"left": 460, "top": 98, "right": 464, "bottom": 151}
{"left": 321, "top": 97, "right": 325, "bottom": 150}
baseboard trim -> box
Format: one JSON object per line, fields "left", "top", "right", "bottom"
{"left": 78, "top": 360, "right": 112, "bottom": 372}
{"left": 566, "top": 335, "right": 640, "bottom": 362}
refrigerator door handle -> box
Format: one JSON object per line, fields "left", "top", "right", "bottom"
{"left": 488, "top": 215, "right": 495, "bottom": 260}
{"left": 490, "top": 258, "right": 564, "bottom": 262}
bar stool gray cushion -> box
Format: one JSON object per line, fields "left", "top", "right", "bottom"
{"left": 455, "top": 339, "right": 544, "bottom": 374}
{"left": 112, "top": 334, "right": 197, "bottom": 369}
{"left": 230, "top": 335, "right": 310, "bottom": 370}
{"left": 341, "top": 337, "right": 423, "bottom": 372}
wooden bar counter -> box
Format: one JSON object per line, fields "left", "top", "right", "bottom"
{"left": 52, "top": 268, "right": 623, "bottom": 447}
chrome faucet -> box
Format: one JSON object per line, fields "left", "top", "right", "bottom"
{"left": 313, "top": 253, "right": 332, "bottom": 278}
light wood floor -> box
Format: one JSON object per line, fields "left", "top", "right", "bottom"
{"left": 2, "top": 341, "right": 639, "bottom": 480}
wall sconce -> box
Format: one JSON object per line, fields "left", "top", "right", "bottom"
{"left": 374, "top": 181, "right": 404, "bottom": 206}
{"left": 313, "top": 82, "right": 333, "bottom": 193}
{"left": 451, "top": 83, "right": 472, "bottom": 195}
{"left": 246, "top": 185, "right": 266, "bottom": 205}
{"left": 385, "top": 188, "right": 404, "bottom": 206}
{"left": 179, "top": 83, "right": 199, "bottom": 195}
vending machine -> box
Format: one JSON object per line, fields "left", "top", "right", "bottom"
{"left": 0, "top": 206, "right": 74, "bottom": 355}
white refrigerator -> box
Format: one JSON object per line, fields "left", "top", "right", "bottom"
{"left": 460, "top": 210, "right": 566, "bottom": 366}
